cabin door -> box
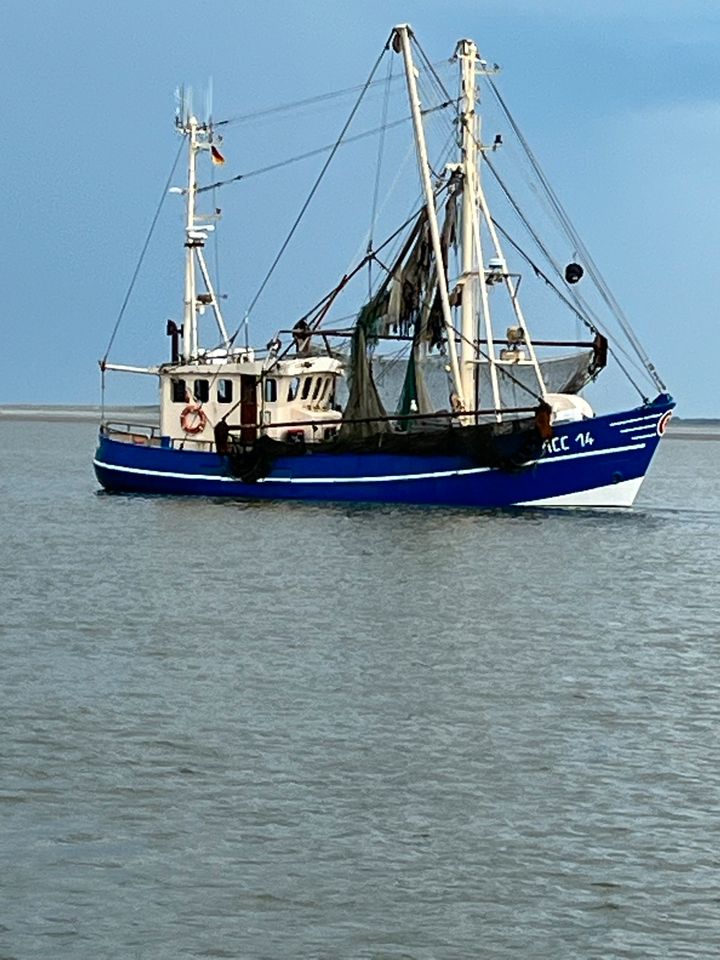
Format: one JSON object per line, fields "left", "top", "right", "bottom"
{"left": 239, "top": 375, "right": 258, "bottom": 443}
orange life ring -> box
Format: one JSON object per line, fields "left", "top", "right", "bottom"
{"left": 180, "top": 404, "right": 208, "bottom": 434}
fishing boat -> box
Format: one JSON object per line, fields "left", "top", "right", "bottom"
{"left": 94, "top": 24, "right": 674, "bottom": 508}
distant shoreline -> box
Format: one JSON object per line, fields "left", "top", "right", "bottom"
{"left": 665, "top": 431, "right": 720, "bottom": 441}
{"left": 0, "top": 406, "right": 158, "bottom": 423}
{"left": 1, "top": 405, "right": 717, "bottom": 439}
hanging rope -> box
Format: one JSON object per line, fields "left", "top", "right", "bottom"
{"left": 101, "top": 137, "right": 185, "bottom": 364}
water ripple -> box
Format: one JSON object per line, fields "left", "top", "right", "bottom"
{"left": 1, "top": 422, "right": 719, "bottom": 958}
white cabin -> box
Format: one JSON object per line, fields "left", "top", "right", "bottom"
{"left": 158, "top": 350, "right": 343, "bottom": 448}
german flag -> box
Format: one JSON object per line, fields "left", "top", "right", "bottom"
{"left": 211, "top": 145, "right": 225, "bottom": 166}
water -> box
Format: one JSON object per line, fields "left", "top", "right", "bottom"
{"left": 2, "top": 420, "right": 719, "bottom": 959}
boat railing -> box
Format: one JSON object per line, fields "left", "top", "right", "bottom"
{"left": 101, "top": 405, "right": 543, "bottom": 454}
{"left": 102, "top": 421, "right": 162, "bottom": 444}
{"left": 228, "top": 406, "right": 540, "bottom": 434}
{"left": 102, "top": 422, "right": 221, "bottom": 452}
{"left": 171, "top": 438, "right": 217, "bottom": 451}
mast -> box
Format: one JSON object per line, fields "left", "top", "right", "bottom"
{"left": 393, "top": 25, "right": 465, "bottom": 411}
{"left": 456, "top": 43, "right": 547, "bottom": 411}
{"left": 183, "top": 116, "right": 199, "bottom": 360}
{"left": 456, "top": 40, "right": 503, "bottom": 421}
{"left": 457, "top": 39, "right": 480, "bottom": 416}
{"left": 178, "top": 109, "right": 231, "bottom": 361}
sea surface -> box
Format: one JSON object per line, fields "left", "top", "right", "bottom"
{"left": 1, "top": 419, "right": 719, "bottom": 959}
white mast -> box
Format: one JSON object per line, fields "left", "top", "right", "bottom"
{"left": 178, "top": 109, "right": 231, "bottom": 361}
{"left": 183, "top": 116, "right": 199, "bottom": 360}
{"left": 457, "top": 39, "right": 479, "bottom": 414}
{"left": 456, "top": 41, "right": 502, "bottom": 421}
{"left": 456, "top": 43, "right": 548, "bottom": 410}
{"left": 393, "top": 25, "right": 465, "bottom": 411}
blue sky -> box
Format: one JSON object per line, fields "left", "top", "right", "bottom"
{"left": 4, "top": 0, "right": 719, "bottom": 416}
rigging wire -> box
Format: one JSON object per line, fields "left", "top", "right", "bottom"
{"left": 214, "top": 58, "right": 453, "bottom": 128}
{"left": 485, "top": 75, "right": 666, "bottom": 393}
{"left": 491, "top": 219, "right": 648, "bottom": 400}
{"left": 367, "top": 53, "right": 394, "bottom": 297}
{"left": 481, "top": 149, "right": 653, "bottom": 389}
{"left": 468, "top": 90, "right": 655, "bottom": 391}
{"left": 359, "top": 117, "right": 459, "bottom": 309}
{"left": 384, "top": 53, "right": 622, "bottom": 405}
{"left": 226, "top": 39, "right": 393, "bottom": 346}
{"left": 101, "top": 137, "right": 185, "bottom": 364}
{"left": 402, "top": 53, "right": 637, "bottom": 404}
{"left": 354, "top": 76, "right": 460, "bottom": 302}
{"left": 205, "top": 195, "right": 436, "bottom": 415}
{"left": 196, "top": 101, "right": 454, "bottom": 195}
{"left": 411, "top": 34, "right": 455, "bottom": 107}
{"left": 482, "top": 154, "right": 597, "bottom": 326}
{"left": 345, "top": 136, "right": 418, "bottom": 285}
{"left": 209, "top": 159, "right": 222, "bottom": 300}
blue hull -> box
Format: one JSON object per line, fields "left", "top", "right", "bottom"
{"left": 94, "top": 396, "right": 674, "bottom": 508}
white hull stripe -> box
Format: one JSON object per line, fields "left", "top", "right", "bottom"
{"left": 610, "top": 414, "right": 660, "bottom": 428}
{"left": 94, "top": 440, "right": 647, "bottom": 487}
{"left": 95, "top": 459, "right": 240, "bottom": 483}
{"left": 619, "top": 423, "right": 659, "bottom": 435}
{"left": 515, "top": 476, "right": 644, "bottom": 508}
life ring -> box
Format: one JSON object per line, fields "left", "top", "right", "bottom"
{"left": 180, "top": 404, "right": 208, "bottom": 434}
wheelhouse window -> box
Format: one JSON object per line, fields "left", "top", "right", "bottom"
{"left": 171, "top": 378, "right": 187, "bottom": 403}
{"left": 194, "top": 379, "right": 209, "bottom": 403}
{"left": 288, "top": 377, "right": 300, "bottom": 401}
{"left": 301, "top": 377, "right": 312, "bottom": 400}
{"left": 264, "top": 378, "right": 277, "bottom": 403}
{"left": 312, "top": 377, "right": 323, "bottom": 401}
{"left": 217, "top": 379, "right": 233, "bottom": 404}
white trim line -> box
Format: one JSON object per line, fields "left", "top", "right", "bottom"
{"left": 610, "top": 414, "right": 660, "bottom": 427}
{"left": 94, "top": 458, "right": 239, "bottom": 482}
{"left": 259, "top": 442, "right": 647, "bottom": 484}
{"left": 261, "top": 466, "right": 492, "bottom": 484}
{"left": 619, "top": 422, "right": 659, "bottom": 434}
{"left": 94, "top": 457, "right": 494, "bottom": 484}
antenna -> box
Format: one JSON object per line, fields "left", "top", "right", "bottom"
{"left": 175, "top": 84, "right": 196, "bottom": 130}
{"left": 174, "top": 84, "right": 184, "bottom": 129}
{"left": 205, "top": 77, "right": 213, "bottom": 126}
